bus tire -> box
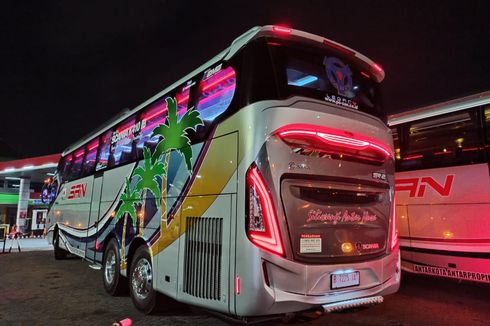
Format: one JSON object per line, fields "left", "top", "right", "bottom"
{"left": 53, "top": 229, "right": 68, "bottom": 260}
{"left": 129, "top": 245, "right": 157, "bottom": 314}
{"left": 102, "top": 238, "right": 127, "bottom": 296}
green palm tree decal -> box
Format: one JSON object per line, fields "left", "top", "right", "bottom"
{"left": 133, "top": 147, "right": 165, "bottom": 209}
{"left": 151, "top": 97, "right": 204, "bottom": 173}
{"left": 114, "top": 177, "right": 140, "bottom": 227}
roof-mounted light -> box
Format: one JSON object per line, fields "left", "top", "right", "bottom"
{"left": 272, "top": 26, "right": 292, "bottom": 34}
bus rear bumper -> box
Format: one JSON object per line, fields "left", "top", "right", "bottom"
{"left": 236, "top": 248, "right": 400, "bottom": 316}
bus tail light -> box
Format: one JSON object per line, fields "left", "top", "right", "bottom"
{"left": 276, "top": 124, "right": 393, "bottom": 165}
{"left": 389, "top": 194, "right": 398, "bottom": 251}
{"left": 246, "top": 165, "right": 285, "bottom": 257}
{"left": 272, "top": 26, "right": 292, "bottom": 34}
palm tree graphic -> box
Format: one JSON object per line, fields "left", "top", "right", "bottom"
{"left": 151, "top": 97, "right": 204, "bottom": 226}
{"left": 114, "top": 177, "right": 141, "bottom": 268}
{"left": 132, "top": 147, "right": 165, "bottom": 235}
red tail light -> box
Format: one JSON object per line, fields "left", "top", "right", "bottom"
{"left": 272, "top": 26, "right": 292, "bottom": 34}
{"left": 276, "top": 124, "right": 393, "bottom": 165}
{"left": 246, "top": 165, "right": 285, "bottom": 257}
{"left": 390, "top": 193, "right": 398, "bottom": 251}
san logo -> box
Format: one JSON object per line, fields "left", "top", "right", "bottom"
{"left": 67, "top": 183, "right": 87, "bottom": 200}
{"left": 395, "top": 175, "right": 454, "bottom": 197}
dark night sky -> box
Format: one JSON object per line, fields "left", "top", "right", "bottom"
{"left": 1, "top": 1, "right": 490, "bottom": 157}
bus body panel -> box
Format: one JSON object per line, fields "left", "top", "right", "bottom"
{"left": 231, "top": 100, "right": 399, "bottom": 316}
{"left": 396, "top": 163, "right": 490, "bottom": 283}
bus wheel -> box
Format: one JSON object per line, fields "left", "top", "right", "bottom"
{"left": 129, "top": 245, "right": 157, "bottom": 314}
{"left": 53, "top": 229, "right": 67, "bottom": 260}
{"left": 102, "top": 238, "right": 126, "bottom": 296}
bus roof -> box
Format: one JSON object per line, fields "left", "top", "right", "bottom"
{"left": 388, "top": 90, "right": 490, "bottom": 126}
{"left": 62, "top": 25, "right": 384, "bottom": 156}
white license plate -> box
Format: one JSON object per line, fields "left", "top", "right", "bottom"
{"left": 331, "top": 271, "right": 360, "bottom": 289}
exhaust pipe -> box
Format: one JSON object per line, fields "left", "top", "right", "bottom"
{"left": 322, "top": 296, "right": 384, "bottom": 313}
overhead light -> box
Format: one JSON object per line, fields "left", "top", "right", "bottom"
{"left": 5, "top": 177, "right": 21, "bottom": 180}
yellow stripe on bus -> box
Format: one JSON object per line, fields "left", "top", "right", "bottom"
{"left": 150, "top": 132, "right": 239, "bottom": 255}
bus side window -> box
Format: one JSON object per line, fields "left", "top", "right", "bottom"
{"left": 138, "top": 99, "right": 168, "bottom": 157}
{"left": 193, "top": 65, "right": 237, "bottom": 141}
{"left": 60, "top": 155, "right": 73, "bottom": 181}
{"left": 111, "top": 116, "right": 138, "bottom": 167}
{"left": 70, "top": 148, "right": 85, "bottom": 180}
{"left": 398, "top": 109, "right": 485, "bottom": 171}
{"left": 96, "top": 130, "right": 112, "bottom": 171}
{"left": 82, "top": 138, "right": 99, "bottom": 176}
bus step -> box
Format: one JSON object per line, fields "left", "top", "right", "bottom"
{"left": 88, "top": 263, "right": 102, "bottom": 270}
{"left": 322, "top": 296, "right": 383, "bottom": 313}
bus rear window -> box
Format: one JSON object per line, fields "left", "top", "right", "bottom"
{"left": 267, "top": 39, "right": 383, "bottom": 119}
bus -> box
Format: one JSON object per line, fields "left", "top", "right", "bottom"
{"left": 388, "top": 91, "right": 490, "bottom": 284}
{"left": 44, "top": 25, "right": 400, "bottom": 318}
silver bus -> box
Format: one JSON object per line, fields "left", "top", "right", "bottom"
{"left": 44, "top": 25, "right": 400, "bottom": 318}
{"left": 389, "top": 91, "right": 490, "bottom": 284}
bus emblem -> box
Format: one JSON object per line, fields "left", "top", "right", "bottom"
{"left": 323, "top": 56, "right": 353, "bottom": 97}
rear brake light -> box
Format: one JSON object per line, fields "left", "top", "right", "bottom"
{"left": 272, "top": 26, "right": 292, "bottom": 34}
{"left": 323, "top": 39, "right": 356, "bottom": 56}
{"left": 246, "top": 165, "right": 284, "bottom": 257}
{"left": 276, "top": 124, "right": 393, "bottom": 165}
{"left": 390, "top": 192, "right": 398, "bottom": 251}
{"left": 372, "top": 63, "right": 383, "bottom": 73}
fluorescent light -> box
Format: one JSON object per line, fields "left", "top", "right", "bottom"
{"left": 5, "top": 177, "right": 21, "bottom": 180}
{"left": 289, "top": 75, "right": 318, "bottom": 86}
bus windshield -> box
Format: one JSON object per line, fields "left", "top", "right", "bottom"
{"left": 249, "top": 38, "right": 384, "bottom": 119}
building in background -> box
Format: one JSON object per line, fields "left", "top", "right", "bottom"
{"left": 0, "top": 150, "right": 60, "bottom": 235}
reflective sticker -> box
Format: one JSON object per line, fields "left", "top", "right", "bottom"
{"left": 413, "top": 264, "right": 490, "bottom": 283}
{"left": 300, "top": 234, "right": 322, "bottom": 253}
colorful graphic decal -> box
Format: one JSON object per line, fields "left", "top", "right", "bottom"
{"left": 110, "top": 97, "right": 204, "bottom": 266}
{"left": 323, "top": 56, "right": 358, "bottom": 110}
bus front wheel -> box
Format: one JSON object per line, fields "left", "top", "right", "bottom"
{"left": 102, "top": 238, "right": 127, "bottom": 296}
{"left": 129, "top": 245, "right": 157, "bottom": 314}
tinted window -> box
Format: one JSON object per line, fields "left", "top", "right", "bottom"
{"left": 110, "top": 116, "right": 139, "bottom": 167}
{"left": 96, "top": 130, "right": 112, "bottom": 171}
{"left": 83, "top": 139, "right": 99, "bottom": 176}
{"left": 397, "top": 109, "right": 485, "bottom": 171}
{"left": 138, "top": 99, "right": 167, "bottom": 156}
{"left": 196, "top": 66, "right": 236, "bottom": 121}
{"left": 70, "top": 148, "right": 85, "bottom": 179}
{"left": 267, "top": 38, "right": 383, "bottom": 119}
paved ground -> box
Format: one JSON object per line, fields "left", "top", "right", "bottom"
{"left": 0, "top": 250, "right": 489, "bottom": 326}
{"left": 1, "top": 238, "right": 52, "bottom": 253}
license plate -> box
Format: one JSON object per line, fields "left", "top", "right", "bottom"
{"left": 331, "top": 271, "right": 360, "bottom": 289}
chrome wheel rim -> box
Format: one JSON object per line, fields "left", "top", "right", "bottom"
{"left": 104, "top": 250, "right": 116, "bottom": 285}
{"left": 131, "top": 257, "right": 152, "bottom": 300}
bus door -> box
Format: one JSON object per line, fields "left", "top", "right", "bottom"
{"left": 85, "top": 172, "right": 104, "bottom": 262}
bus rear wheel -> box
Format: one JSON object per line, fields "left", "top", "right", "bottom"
{"left": 129, "top": 245, "right": 157, "bottom": 314}
{"left": 102, "top": 238, "right": 127, "bottom": 296}
{"left": 53, "top": 229, "right": 67, "bottom": 260}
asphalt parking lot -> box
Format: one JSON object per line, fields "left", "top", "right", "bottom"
{"left": 0, "top": 251, "right": 488, "bottom": 326}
